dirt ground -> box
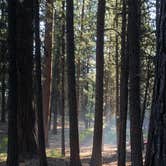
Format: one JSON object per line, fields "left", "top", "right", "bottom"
{"left": 0, "top": 122, "right": 131, "bottom": 166}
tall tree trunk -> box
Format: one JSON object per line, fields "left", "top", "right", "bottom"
{"left": 140, "top": 58, "right": 151, "bottom": 150}
{"left": 0, "top": 1, "right": 6, "bottom": 122}
{"left": 144, "top": 1, "right": 160, "bottom": 165}
{"left": 76, "top": 58, "right": 80, "bottom": 115}
{"left": 61, "top": 0, "right": 65, "bottom": 157}
{"left": 34, "top": 0, "right": 48, "bottom": 165}
{"left": 145, "top": 1, "right": 166, "bottom": 165}
{"left": 66, "top": 0, "right": 82, "bottom": 165}
{"left": 50, "top": 8, "right": 61, "bottom": 134}
{"left": 43, "top": 0, "right": 53, "bottom": 146}
{"left": 7, "top": 0, "right": 18, "bottom": 165}
{"left": 16, "top": 0, "right": 37, "bottom": 158}
{"left": 115, "top": 0, "right": 120, "bottom": 146}
{"left": 1, "top": 45, "right": 6, "bottom": 123}
{"left": 90, "top": 0, "right": 106, "bottom": 166}
{"left": 51, "top": 37, "right": 58, "bottom": 134}
{"left": 76, "top": 0, "right": 85, "bottom": 116}
{"left": 80, "top": 0, "right": 89, "bottom": 129}
{"left": 117, "top": 0, "right": 128, "bottom": 165}
{"left": 144, "top": 106, "right": 155, "bottom": 166}
{"left": 141, "top": 58, "right": 151, "bottom": 128}
{"left": 128, "top": 0, "right": 143, "bottom": 165}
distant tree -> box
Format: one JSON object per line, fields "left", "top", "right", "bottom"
{"left": 128, "top": 0, "right": 143, "bottom": 165}
{"left": 43, "top": 0, "right": 53, "bottom": 146}
{"left": 115, "top": 0, "right": 120, "bottom": 145}
{"left": 7, "top": 0, "right": 18, "bottom": 165}
{"left": 90, "top": 0, "right": 106, "bottom": 166}
{"left": 50, "top": 8, "right": 61, "bottom": 134}
{"left": 140, "top": 56, "right": 151, "bottom": 150}
{"left": 34, "top": 0, "right": 48, "bottom": 165}
{"left": 66, "top": 0, "right": 82, "bottom": 165}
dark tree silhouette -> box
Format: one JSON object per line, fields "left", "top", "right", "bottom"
{"left": 0, "top": 0, "right": 7, "bottom": 123}
{"left": 145, "top": 0, "right": 166, "bottom": 165}
{"left": 61, "top": 0, "right": 66, "bottom": 157}
{"left": 118, "top": 0, "right": 128, "bottom": 165}
{"left": 128, "top": 0, "right": 143, "bottom": 165}
{"left": 1, "top": 43, "right": 6, "bottom": 123}
{"left": 16, "top": 0, "right": 37, "bottom": 158}
{"left": 145, "top": 1, "right": 160, "bottom": 165}
{"left": 7, "top": 0, "right": 18, "bottom": 165}
{"left": 90, "top": 0, "right": 106, "bottom": 166}
{"left": 34, "top": 0, "right": 48, "bottom": 165}
{"left": 66, "top": 0, "right": 82, "bottom": 166}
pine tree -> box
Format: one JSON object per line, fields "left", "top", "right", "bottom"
{"left": 43, "top": 0, "right": 53, "bottom": 146}
{"left": 90, "top": 0, "right": 106, "bottom": 166}
{"left": 34, "top": 0, "right": 48, "bottom": 165}
{"left": 145, "top": 0, "right": 166, "bottom": 165}
{"left": 7, "top": 0, "right": 18, "bottom": 165}
{"left": 61, "top": 0, "right": 66, "bottom": 156}
{"left": 66, "top": 0, "right": 82, "bottom": 165}
{"left": 16, "top": 0, "right": 37, "bottom": 158}
{"left": 128, "top": 0, "right": 143, "bottom": 165}
{"left": 118, "top": 0, "right": 128, "bottom": 165}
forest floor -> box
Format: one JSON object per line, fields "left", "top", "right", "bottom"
{"left": 0, "top": 122, "right": 131, "bottom": 166}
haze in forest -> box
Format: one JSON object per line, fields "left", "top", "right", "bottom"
{"left": 1, "top": 0, "right": 166, "bottom": 166}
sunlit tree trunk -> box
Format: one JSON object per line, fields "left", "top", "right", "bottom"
{"left": 115, "top": 0, "right": 120, "bottom": 146}
{"left": 140, "top": 57, "right": 151, "bottom": 150}
{"left": 43, "top": 0, "right": 53, "bottom": 146}
{"left": 76, "top": 0, "right": 85, "bottom": 116}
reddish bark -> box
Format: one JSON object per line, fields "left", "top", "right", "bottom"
{"left": 43, "top": 0, "right": 53, "bottom": 146}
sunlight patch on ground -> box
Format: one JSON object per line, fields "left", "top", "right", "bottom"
{"left": 0, "top": 153, "right": 7, "bottom": 162}
{"left": 46, "top": 149, "right": 62, "bottom": 158}
{"left": 103, "top": 161, "right": 131, "bottom": 166}
{"left": 80, "top": 147, "right": 92, "bottom": 158}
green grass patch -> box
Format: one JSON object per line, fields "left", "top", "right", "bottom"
{"left": 0, "top": 149, "right": 63, "bottom": 163}
{"left": 46, "top": 149, "right": 62, "bottom": 158}
{"left": 0, "top": 136, "right": 7, "bottom": 153}
{"left": 0, "top": 141, "right": 64, "bottom": 162}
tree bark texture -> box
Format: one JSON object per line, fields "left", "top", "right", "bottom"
{"left": 90, "top": 0, "right": 106, "bottom": 166}
{"left": 128, "top": 0, "right": 143, "bottom": 165}
{"left": 7, "top": 0, "right": 18, "bottom": 165}
{"left": 118, "top": 0, "right": 128, "bottom": 165}
{"left": 66, "top": 0, "right": 82, "bottom": 165}
{"left": 145, "top": 1, "right": 166, "bottom": 165}
{"left": 16, "top": 0, "right": 37, "bottom": 158}
{"left": 34, "top": 0, "right": 48, "bottom": 165}
{"left": 43, "top": 0, "right": 53, "bottom": 146}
